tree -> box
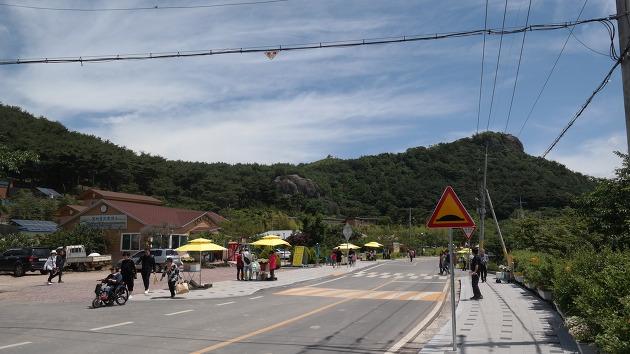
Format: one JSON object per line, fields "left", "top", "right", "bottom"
{"left": 0, "top": 143, "right": 39, "bottom": 180}
{"left": 574, "top": 152, "right": 630, "bottom": 250}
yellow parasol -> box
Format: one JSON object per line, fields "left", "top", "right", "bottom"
{"left": 250, "top": 235, "right": 291, "bottom": 247}
{"left": 457, "top": 248, "right": 472, "bottom": 254}
{"left": 175, "top": 238, "right": 227, "bottom": 286}
{"left": 337, "top": 243, "right": 361, "bottom": 249}
{"left": 364, "top": 241, "right": 384, "bottom": 248}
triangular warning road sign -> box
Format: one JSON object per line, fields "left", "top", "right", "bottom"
{"left": 265, "top": 51, "right": 279, "bottom": 60}
{"left": 427, "top": 186, "right": 475, "bottom": 228}
{"left": 461, "top": 226, "right": 476, "bottom": 240}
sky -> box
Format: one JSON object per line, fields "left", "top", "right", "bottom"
{"left": 0, "top": 0, "right": 627, "bottom": 178}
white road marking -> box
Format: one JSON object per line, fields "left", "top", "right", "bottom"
{"left": 89, "top": 321, "right": 134, "bottom": 331}
{"left": 165, "top": 309, "right": 194, "bottom": 316}
{"left": 249, "top": 296, "right": 264, "bottom": 300}
{"left": 217, "top": 301, "right": 235, "bottom": 306}
{"left": 384, "top": 280, "right": 450, "bottom": 354}
{"left": 0, "top": 342, "right": 31, "bottom": 350}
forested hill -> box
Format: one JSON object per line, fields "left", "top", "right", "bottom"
{"left": 0, "top": 104, "right": 595, "bottom": 222}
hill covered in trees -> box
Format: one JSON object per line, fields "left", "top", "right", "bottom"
{"left": 0, "top": 103, "right": 595, "bottom": 222}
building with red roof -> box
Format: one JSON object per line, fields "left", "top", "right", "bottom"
{"left": 57, "top": 189, "right": 227, "bottom": 260}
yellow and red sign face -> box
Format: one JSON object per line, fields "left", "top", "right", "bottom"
{"left": 427, "top": 186, "right": 475, "bottom": 228}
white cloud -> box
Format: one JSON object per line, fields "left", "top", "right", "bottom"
{"left": 547, "top": 133, "right": 625, "bottom": 178}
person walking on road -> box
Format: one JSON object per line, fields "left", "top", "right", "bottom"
{"left": 470, "top": 248, "right": 483, "bottom": 300}
{"left": 52, "top": 247, "right": 66, "bottom": 283}
{"left": 408, "top": 249, "right": 415, "bottom": 262}
{"left": 44, "top": 250, "right": 58, "bottom": 285}
{"left": 136, "top": 248, "right": 156, "bottom": 294}
{"left": 479, "top": 248, "right": 489, "bottom": 282}
{"left": 120, "top": 251, "right": 137, "bottom": 299}
{"left": 161, "top": 258, "right": 180, "bottom": 298}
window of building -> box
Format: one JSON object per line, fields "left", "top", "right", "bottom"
{"left": 121, "top": 233, "right": 140, "bottom": 251}
{"left": 171, "top": 234, "right": 187, "bottom": 249}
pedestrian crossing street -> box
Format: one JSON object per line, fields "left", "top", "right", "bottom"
{"left": 275, "top": 286, "right": 446, "bottom": 301}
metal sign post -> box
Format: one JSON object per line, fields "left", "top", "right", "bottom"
{"left": 427, "top": 186, "right": 476, "bottom": 353}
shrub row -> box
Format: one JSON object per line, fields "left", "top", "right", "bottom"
{"left": 511, "top": 248, "right": 630, "bottom": 353}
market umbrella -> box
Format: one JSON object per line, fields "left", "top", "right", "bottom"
{"left": 250, "top": 235, "right": 291, "bottom": 247}
{"left": 457, "top": 248, "right": 472, "bottom": 254}
{"left": 337, "top": 243, "right": 361, "bottom": 249}
{"left": 175, "top": 238, "right": 227, "bottom": 286}
{"left": 364, "top": 242, "right": 384, "bottom": 248}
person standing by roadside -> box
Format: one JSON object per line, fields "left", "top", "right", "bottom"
{"left": 236, "top": 250, "right": 244, "bottom": 281}
{"left": 470, "top": 248, "right": 483, "bottom": 300}
{"left": 45, "top": 250, "right": 58, "bottom": 285}
{"left": 242, "top": 248, "right": 252, "bottom": 281}
{"left": 161, "top": 258, "right": 180, "bottom": 298}
{"left": 52, "top": 247, "right": 66, "bottom": 283}
{"left": 334, "top": 248, "right": 343, "bottom": 266}
{"left": 136, "top": 248, "right": 156, "bottom": 294}
{"left": 408, "top": 249, "right": 415, "bottom": 262}
{"left": 268, "top": 251, "right": 278, "bottom": 281}
{"left": 479, "top": 248, "right": 489, "bottom": 283}
{"left": 443, "top": 250, "right": 450, "bottom": 275}
{"left": 119, "top": 251, "right": 137, "bottom": 299}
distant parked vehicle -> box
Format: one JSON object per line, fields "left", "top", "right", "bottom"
{"left": 0, "top": 247, "right": 50, "bottom": 276}
{"left": 118, "top": 249, "right": 181, "bottom": 272}
{"left": 57, "top": 245, "right": 112, "bottom": 272}
{"left": 275, "top": 249, "right": 291, "bottom": 260}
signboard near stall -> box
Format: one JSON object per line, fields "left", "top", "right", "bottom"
{"left": 292, "top": 246, "right": 306, "bottom": 267}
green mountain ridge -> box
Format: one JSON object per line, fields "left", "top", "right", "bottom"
{"left": 0, "top": 104, "right": 595, "bottom": 222}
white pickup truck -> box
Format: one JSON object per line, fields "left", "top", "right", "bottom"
{"left": 56, "top": 245, "right": 112, "bottom": 272}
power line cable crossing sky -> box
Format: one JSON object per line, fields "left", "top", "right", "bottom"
{"left": 0, "top": 0, "right": 625, "bottom": 178}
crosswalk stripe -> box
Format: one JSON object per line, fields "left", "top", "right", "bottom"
{"left": 275, "top": 287, "right": 445, "bottom": 302}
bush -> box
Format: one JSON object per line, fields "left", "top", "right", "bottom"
{"left": 511, "top": 250, "right": 557, "bottom": 290}
{"left": 553, "top": 247, "right": 630, "bottom": 354}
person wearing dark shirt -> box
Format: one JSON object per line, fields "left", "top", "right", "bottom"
{"left": 52, "top": 247, "right": 66, "bottom": 283}
{"left": 98, "top": 267, "right": 122, "bottom": 299}
{"left": 470, "top": 248, "right": 483, "bottom": 300}
{"left": 120, "top": 251, "right": 137, "bottom": 299}
{"left": 136, "top": 248, "right": 156, "bottom": 294}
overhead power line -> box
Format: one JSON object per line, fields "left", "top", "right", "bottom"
{"left": 0, "top": 17, "right": 615, "bottom": 66}
{"left": 0, "top": 0, "right": 290, "bottom": 12}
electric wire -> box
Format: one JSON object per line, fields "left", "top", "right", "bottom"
{"left": 516, "top": 0, "right": 590, "bottom": 138}
{"left": 485, "top": 0, "right": 509, "bottom": 131}
{"left": 503, "top": 0, "right": 533, "bottom": 133}
{"left": 476, "top": 0, "right": 490, "bottom": 134}
{"left": 0, "top": 0, "right": 290, "bottom": 12}
{"left": 0, "top": 17, "right": 613, "bottom": 66}
{"left": 541, "top": 55, "right": 621, "bottom": 158}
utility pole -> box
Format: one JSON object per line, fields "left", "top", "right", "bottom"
{"left": 408, "top": 208, "right": 412, "bottom": 239}
{"left": 479, "top": 146, "right": 488, "bottom": 249}
{"left": 616, "top": 0, "right": 630, "bottom": 153}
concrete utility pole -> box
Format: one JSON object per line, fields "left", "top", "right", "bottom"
{"left": 616, "top": 0, "right": 630, "bottom": 153}
{"left": 479, "top": 146, "right": 488, "bottom": 249}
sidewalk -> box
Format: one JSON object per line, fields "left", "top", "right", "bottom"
{"left": 420, "top": 272, "right": 580, "bottom": 354}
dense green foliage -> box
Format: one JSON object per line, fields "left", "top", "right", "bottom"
{"left": 0, "top": 104, "right": 594, "bottom": 223}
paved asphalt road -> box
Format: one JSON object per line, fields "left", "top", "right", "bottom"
{"left": 0, "top": 258, "right": 449, "bottom": 353}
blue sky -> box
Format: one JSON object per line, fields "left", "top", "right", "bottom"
{"left": 0, "top": 0, "right": 626, "bottom": 178}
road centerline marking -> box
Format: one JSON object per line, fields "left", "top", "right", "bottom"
{"left": 165, "top": 309, "right": 194, "bottom": 316}
{"left": 0, "top": 342, "right": 32, "bottom": 350}
{"left": 89, "top": 321, "right": 133, "bottom": 331}
{"left": 217, "top": 301, "right": 235, "bottom": 306}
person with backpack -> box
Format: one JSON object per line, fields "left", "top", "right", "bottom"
{"left": 242, "top": 248, "right": 252, "bottom": 281}
{"left": 236, "top": 250, "right": 244, "bottom": 281}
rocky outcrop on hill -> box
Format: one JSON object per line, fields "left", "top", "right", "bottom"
{"left": 273, "top": 174, "right": 339, "bottom": 212}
